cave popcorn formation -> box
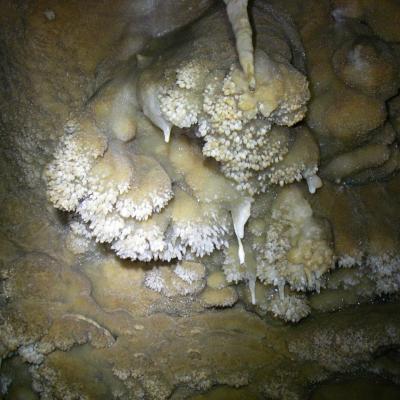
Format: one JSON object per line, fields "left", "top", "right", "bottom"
{"left": 46, "top": 117, "right": 234, "bottom": 263}
{"left": 5, "top": 0, "right": 400, "bottom": 398}
{"left": 254, "top": 186, "right": 334, "bottom": 294}
{"left": 156, "top": 52, "right": 315, "bottom": 195}
{"left": 45, "top": 1, "right": 332, "bottom": 321}
{"left": 151, "top": 32, "right": 319, "bottom": 276}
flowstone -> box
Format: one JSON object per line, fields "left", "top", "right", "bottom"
{"left": 1, "top": 0, "right": 400, "bottom": 398}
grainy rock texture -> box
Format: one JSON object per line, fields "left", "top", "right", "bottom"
{"left": 1, "top": 0, "right": 400, "bottom": 399}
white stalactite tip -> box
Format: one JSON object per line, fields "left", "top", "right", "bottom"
{"left": 163, "top": 126, "right": 171, "bottom": 143}
{"left": 248, "top": 276, "right": 256, "bottom": 305}
{"left": 237, "top": 237, "right": 245, "bottom": 265}
{"left": 231, "top": 196, "right": 252, "bottom": 264}
{"left": 306, "top": 174, "right": 323, "bottom": 194}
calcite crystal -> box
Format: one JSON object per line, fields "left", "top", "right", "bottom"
{"left": 2, "top": 0, "right": 400, "bottom": 397}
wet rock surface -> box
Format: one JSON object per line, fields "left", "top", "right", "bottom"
{"left": 1, "top": 0, "right": 400, "bottom": 398}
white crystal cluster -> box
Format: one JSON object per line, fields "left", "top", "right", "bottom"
{"left": 331, "top": 254, "right": 400, "bottom": 299}
{"left": 46, "top": 8, "right": 327, "bottom": 320}
{"left": 45, "top": 122, "right": 108, "bottom": 211}
{"left": 45, "top": 120, "right": 231, "bottom": 262}
{"left": 266, "top": 289, "right": 311, "bottom": 323}
{"left": 156, "top": 51, "right": 316, "bottom": 195}
{"left": 144, "top": 261, "right": 206, "bottom": 297}
{"left": 222, "top": 186, "right": 334, "bottom": 303}
{"left": 254, "top": 186, "right": 334, "bottom": 293}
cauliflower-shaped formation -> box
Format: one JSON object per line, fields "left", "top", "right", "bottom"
{"left": 152, "top": 50, "right": 313, "bottom": 195}
{"left": 174, "top": 261, "right": 206, "bottom": 284}
{"left": 266, "top": 289, "right": 311, "bottom": 323}
{"left": 143, "top": 255, "right": 239, "bottom": 309}
{"left": 158, "top": 60, "right": 209, "bottom": 130}
{"left": 159, "top": 86, "right": 202, "bottom": 129}
{"left": 46, "top": 120, "right": 170, "bottom": 244}
{"left": 115, "top": 155, "right": 173, "bottom": 221}
{"left": 237, "top": 275, "right": 311, "bottom": 322}
{"left": 257, "top": 126, "right": 322, "bottom": 193}
{"left": 45, "top": 119, "right": 108, "bottom": 211}
{"left": 144, "top": 263, "right": 206, "bottom": 297}
{"left": 46, "top": 118, "right": 235, "bottom": 262}
{"left": 254, "top": 186, "right": 334, "bottom": 293}
{"left": 175, "top": 60, "right": 209, "bottom": 90}
{"left": 45, "top": 4, "right": 326, "bottom": 322}
{"left": 112, "top": 189, "right": 231, "bottom": 262}
{"left": 136, "top": 4, "right": 318, "bottom": 196}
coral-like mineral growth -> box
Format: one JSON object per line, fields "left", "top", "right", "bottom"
{"left": 245, "top": 186, "right": 333, "bottom": 294}
{"left": 43, "top": 0, "right": 400, "bottom": 328}
{"left": 45, "top": 2, "right": 329, "bottom": 308}
{"left": 4, "top": 0, "right": 400, "bottom": 398}
{"left": 151, "top": 48, "right": 313, "bottom": 195}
